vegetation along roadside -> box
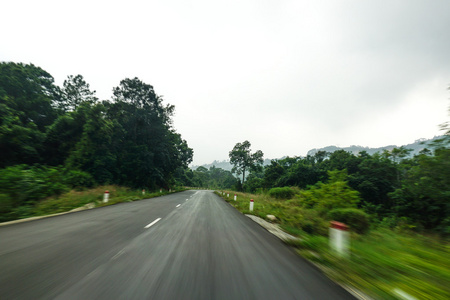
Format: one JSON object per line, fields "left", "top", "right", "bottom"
{"left": 216, "top": 187, "right": 449, "bottom": 300}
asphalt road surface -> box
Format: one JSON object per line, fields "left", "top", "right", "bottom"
{"left": 0, "top": 190, "right": 355, "bottom": 299}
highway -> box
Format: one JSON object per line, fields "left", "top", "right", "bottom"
{"left": 0, "top": 190, "right": 355, "bottom": 299}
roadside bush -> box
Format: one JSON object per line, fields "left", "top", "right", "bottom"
{"left": 63, "top": 169, "right": 96, "bottom": 189}
{"left": 0, "top": 193, "right": 13, "bottom": 222}
{"left": 269, "top": 187, "right": 295, "bottom": 200}
{"left": 328, "top": 208, "right": 370, "bottom": 234}
{"left": 279, "top": 206, "right": 328, "bottom": 236}
{"left": 0, "top": 164, "right": 69, "bottom": 221}
{"left": 245, "top": 177, "right": 263, "bottom": 193}
{"left": 299, "top": 209, "right": 329, "bottom": 236}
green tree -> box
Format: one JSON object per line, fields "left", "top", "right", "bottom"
{"left": 0, "top": 62, "right": 58, "bottom": 131}
{"left": 0, "top": 62, "right": 59, "bottom": 167}
{"left": 66, "top": 103, "right": 119, "bottom": 184}
{"left": 108, "top": 78, "right": 192, "bottom": 188}
{"left": 389, "top": 139, "right": 449, "bottom": 231}
{"left": 229, "top": 140, "right": 264, "bottom": 187}
{"left": 58, "top": 74, "right": 98, "bottom": 112}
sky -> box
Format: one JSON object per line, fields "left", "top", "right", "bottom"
{"left": 2, "top": 0, "right": 449, "bottom": 165}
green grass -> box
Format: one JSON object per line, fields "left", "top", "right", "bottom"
{"left": 216, "top": 190, "right": 450, "bottom": 300}
{"left": 13, "top": 185, "right": 184, "bottom": 219}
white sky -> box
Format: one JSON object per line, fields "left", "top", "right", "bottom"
{"left": 2, "top": 0, "right": 449, "bottom": 165}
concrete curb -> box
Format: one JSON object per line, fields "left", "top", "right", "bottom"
{"left": 0, "top": 203, "right": 96, "bottom": 227}
{"left": 245, "top": 214, "right": 300, "bottom": 242}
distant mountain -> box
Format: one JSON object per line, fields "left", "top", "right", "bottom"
{"left": 307, "top": 136, "right": 443, "bottom": 157}
{"left": 193, "top": 137, "right": 443, "bottom": 171}
{"left": 191, "top": 159, "right": 272, "bottom": 171}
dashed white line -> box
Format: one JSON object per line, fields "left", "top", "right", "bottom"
{"left": 111, "top": 249, "right": 125, "bottom": 260}
{"left": 176, "top": 204, "right": 181, "bottom": 208}
{"left": 144, "top": 218, "right": 161, "bottom": 229}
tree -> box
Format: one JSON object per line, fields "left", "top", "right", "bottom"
{"left": 389, "top": 130, "right": 450, "bottom": 231}
{"left": 0, "top": 62, "right": 59, "bottom": 167}
{"left": 229, "top": 140, "right": 264, "bottom": 187}
{"left": 58, "top": 75, "right": 97, "bottom": 112}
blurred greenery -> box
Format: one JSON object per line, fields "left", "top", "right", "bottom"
{"left": 2, "top": 185, "right": 182, "bottom": 222}
{"left": 217, "top": 185, "right": 450, "bottom": 299}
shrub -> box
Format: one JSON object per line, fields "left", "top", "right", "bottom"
{"left": 0, "top": 193, "right": 13, "bottom": 221}
{"left": 298, "top": 171, "right": 361, "bottom": 216}
{"left": 300, "top": 209, "right": 329, "bottom": 236}
{"left": 63, "top": 169, "right": 96, "bottom": 188}
{"left": 0, "top": 164, "right": 69, "bottom": 207}
{"left": 328, "top": 208, "right": 370, "bottom": 234}
{"left": 279, "top": 206, "right": 329, "bottom": 236}
{"left": 269, "top": 187, "right": 295, "bottom": 199}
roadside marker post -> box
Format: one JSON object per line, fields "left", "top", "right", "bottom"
{"left": 227, "top": 193, "right": 229, "bottom": 198}
{"left": 142, "top": 189, "right": 146, "bottom": 195}
{"left": 329, "top": 221, "right": 349, "bottom": 257}
{"left": 249, "top": 199, "right": 254, "bottom": 211}
{"left": 160, "top": 189, "right": 162, "bottom": 193}
{"left": 103, "top": 190, "right": 109, "bottom": 203}
{"left": 234, "top": 194, "right": 237, "bottom": 201}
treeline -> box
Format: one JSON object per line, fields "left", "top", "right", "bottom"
{"left": 0, "top": 62, "right": 193, "bottom": 220}
{"left": 262, "top": 144, "right": 448, "bottom": 232}
{"left": 176, "top": 165, "right": 238, "bottom": 189}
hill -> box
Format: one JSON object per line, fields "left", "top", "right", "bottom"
{"left": 306, "top": 136, "right": 442, "bottom": 157}
{"left": 192, "top": 137, "right": 442, "bottom": 171}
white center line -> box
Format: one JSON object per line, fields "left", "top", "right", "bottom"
{"left": 144, "top": 218, "right": 161, "bottom": 229}
{"left": 176, "top": 204, "right": 181, "bottom": 208}
{"left": 111, "top": 249, "right": 125, "bottom": 260}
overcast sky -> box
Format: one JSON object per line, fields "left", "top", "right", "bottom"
{"left": 2, "top": 0, "right": 449, "bottom": 165}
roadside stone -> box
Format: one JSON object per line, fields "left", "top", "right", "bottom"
{"left": 266, "top": 215, "right": 277, "bottom": 222}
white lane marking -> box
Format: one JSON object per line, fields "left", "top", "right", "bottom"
{"left": 176, "top": 204, "right": 181, "bottom": 208}
{"left": 186, "top": 199, "right": 189, "bottom": 201}
{"left": 111, "top": 249, "right": 125, "bottom": 260}
{"left": 144, "top": 218, "right": 161, "bottom": 229}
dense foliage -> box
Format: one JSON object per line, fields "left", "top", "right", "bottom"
{"left": 176, "top": 166, "right": 238, "bottom": 189}
{"left": 0, "top": 62, "right": 193, "bottom": 221}
{"left": 260, "top": 142, "right": 449, "bottom": 233}
{"left": 268, "top": 187, "right": 295, "bottom": 199}
{"left": 207, "top": 138, "right": 448, "bottom": 235}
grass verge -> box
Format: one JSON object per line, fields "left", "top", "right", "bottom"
{"left": 4, "top": 186, "right": 184, "bottom": 221}
{"left": 216, "top": 190, "right": 450, "bottom": 300}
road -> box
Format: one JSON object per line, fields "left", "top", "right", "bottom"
{"left": 0, "top": 190, "right": 355, "bottom": 299}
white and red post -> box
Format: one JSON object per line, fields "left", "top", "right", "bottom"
{"left": 103, "top": 190, "right": 109, "bottom": 203}
{"left": 234, "top": 194, "right": 237, "bottom": 201}
{"left": 249, "top": 199, "right": 254, "bottom": 212}
{"left": 329, "top": 221, "right": 349, "bottom": 257}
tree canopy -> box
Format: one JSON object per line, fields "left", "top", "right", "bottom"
{"left": 0, "top": 61, "right": 193, "bottom": 189}
{"left": 229, "top": 140, "right": 264, "bottom": 187}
